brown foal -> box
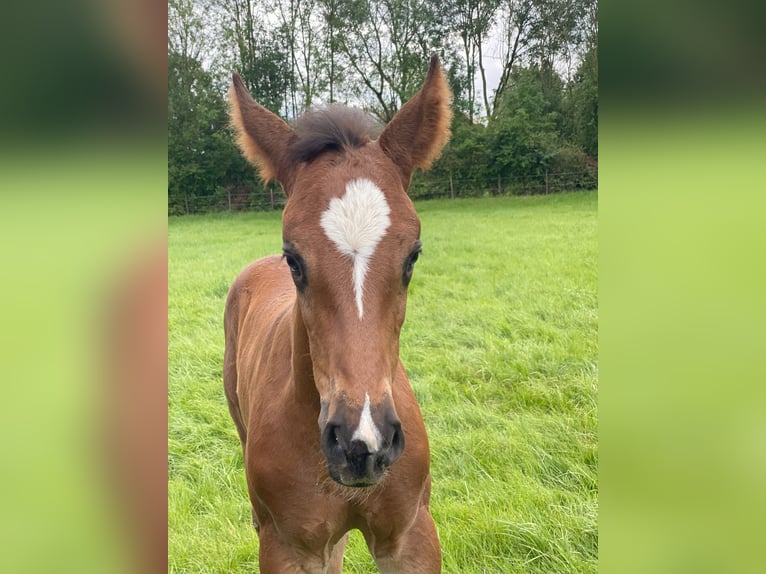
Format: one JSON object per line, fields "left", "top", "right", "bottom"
{"left": 223, "top": 56, "right": 452, "bottom": 573}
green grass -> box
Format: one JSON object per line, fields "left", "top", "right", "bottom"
{"left": 169, "top": 191, "right": 598, "bottom": 573}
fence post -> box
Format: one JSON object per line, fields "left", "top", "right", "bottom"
{"left": 227, "top": 189, "right": 231, "bottom": 211}
{"left": 497, "top": 174, "right": 501, "bottom": 196}
{"left": 449, "top": 173, "right": 455, "bottom": 199}
{"left": 545, "top": 170, "right": 549, "bottom": 195}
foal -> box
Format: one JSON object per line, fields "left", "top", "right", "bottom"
{"left": 224, "top": 56, "right": 451, "bottom": 573}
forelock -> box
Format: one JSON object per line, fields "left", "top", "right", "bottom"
{"left": 287, "top": 105, "right": 382, "bottom": 164}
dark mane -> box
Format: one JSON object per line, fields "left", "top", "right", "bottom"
{"left": 287, "top": 105, "right": 382, "bottom": 163}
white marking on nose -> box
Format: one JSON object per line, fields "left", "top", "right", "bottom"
{"left": 351, "top": 393, "right": 383, "bottom": 453}
{"left": 319, "top": 178, "right": 391, "bottom": 319}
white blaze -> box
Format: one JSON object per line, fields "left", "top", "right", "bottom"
{"left": 351, "top": 393, "right": 383, "bottom": 453}
{"left": 319, "top": 178, "right": 391, "bottom": 319}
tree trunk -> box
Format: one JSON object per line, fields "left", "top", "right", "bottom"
{"left": 477, "top": 38, "right": 491, "bottom": 118}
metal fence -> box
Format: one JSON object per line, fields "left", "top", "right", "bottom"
{"left": 168, "top": 169, "right": 597, "bottom": 215}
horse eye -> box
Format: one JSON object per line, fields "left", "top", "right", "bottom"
{"left": 282, "top": 250, "right": 306, "bottom": 289}
{"left": 285, "top": 255, "right": 300, "bottom": 273}
{"left": 403, "top": 248, "right": 421, "bottom": 286}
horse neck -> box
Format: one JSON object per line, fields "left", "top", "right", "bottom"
{"left": 289, "top": 300, "right": 320, "bottom": 406}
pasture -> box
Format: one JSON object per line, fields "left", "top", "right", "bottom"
{"left": 169, "top": 190, "right": 598, "bottom": 573}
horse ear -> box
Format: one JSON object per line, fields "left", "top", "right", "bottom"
{"left": 229, "top": 72, "right": 295, "bottom": 187}
{"left": 378, "top": 55, "right": 453, "bottom": 184}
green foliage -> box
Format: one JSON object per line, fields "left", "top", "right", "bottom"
{"left": 168, "top": 51, "right": 252, "bottom": 214}
{"left": 550, "top": 142, "right": 597, "bottom": 190}
{"left": 331, "top": 0, "right": 452, "bottom": 121}
{"left": 411, "top": 114, "right": 492, "bottom": 199}
{"left": 169, "top": 192, "right": 598, "bottom": 573}
{"left": 239, "top": 27, "right": 291, "bottom": 114}
{"left": 563, "top": 45, "right": 598, "bottom": 158}
{"left": 490, "top": 66, "right": 560, "bottom": 181}
{"left": 410, "top": 64, "right": 599, "bottom": 199}
{"left": 167, "top": 0, "right": 598, "bottom": 211}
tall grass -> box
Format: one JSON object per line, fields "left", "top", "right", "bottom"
{"left": 169, "top": 191, "right": 597, "bottom": 573}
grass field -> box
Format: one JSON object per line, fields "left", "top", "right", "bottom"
{"left": 169, "top": 190, "right": 598, "bottom": 573}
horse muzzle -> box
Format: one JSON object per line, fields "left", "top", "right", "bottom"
{"left": 320, "top": 398, "right": 404, "bottom": 487}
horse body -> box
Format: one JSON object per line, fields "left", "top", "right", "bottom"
{"left": 224, "top": 57, "right": 451, "bottom": 573}
{"left": 224, "top": 256, "right": 437, "bottom": 572}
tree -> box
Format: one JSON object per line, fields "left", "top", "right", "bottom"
{"left": 526, "top": 0, "right": 586, "bottom": 74}
{"left": 168, "top": 0, "right": 211, "bottom": 64}
{"left": 166, "top": 0, "right": 598, "bottom": 211}
{"left": 168, "top": 50, "right": 253, "bottom": 214}
{"left": 489, "top": 66, "right": 560, "bottom": 186}
{"left": 562, "top": 43, "right": 597, "bottom": 158}
{"left": 316, "top": 0, "right": 346, "bottom": 103}
{"left": 492, "top": 0, "right": 534, "bottom": 113}
{"left": 435, "top": 114, "right": 493, "bottom": 196}
{"left": 272, "top": 0, "right": 328, "bottom": 115}
{"left": 451, "top": 0, "right": 500, "bottom": 121}
{"left": 335, "top": 0, "right": 448, "bottom": 121}
{"left": 221, "top": 0, "right": 292, "bottom": 114}
{"left": 492, "top": 0, "right": 593, "bottom": 114}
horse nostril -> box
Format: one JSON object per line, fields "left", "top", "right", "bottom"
{"left": 321, "top": 422, "right": 346, "bottom": 463}
{"left": 381, "top": 421, "right": 404, "bottom": 466}
{"left": 391, "top": 424, "right": 404, "bottom": 451}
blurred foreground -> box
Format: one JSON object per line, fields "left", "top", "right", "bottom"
{"left": 0, "top": 1, "right": 167, "bottom": 573}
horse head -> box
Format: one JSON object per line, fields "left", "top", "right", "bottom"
{"left": 229, "top": 56, "right": 452, "bottom": 487}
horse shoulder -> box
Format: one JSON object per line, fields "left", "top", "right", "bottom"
{"left": 225, "top": 255, "right": 294, "bottom": 419}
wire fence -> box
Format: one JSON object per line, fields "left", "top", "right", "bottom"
{"left": 168, "top": 169, "right": 597, "bottom": 215}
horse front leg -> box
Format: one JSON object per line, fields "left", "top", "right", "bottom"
{"left": 258, "top": 524, "right": 344, "bottom": 574}
{"left": 327, "top": 532, "right": 349, "bottom": 574}
{"left": 371, "top": 505, "right": 442, "bottom": 574}
{"left": 257, "top": 526, "right": 320, "bottom": 574}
